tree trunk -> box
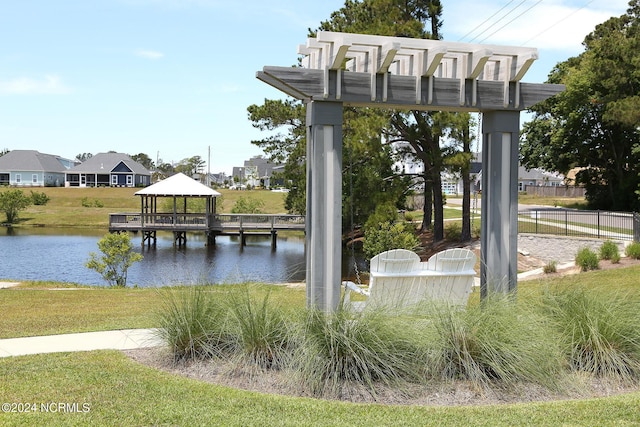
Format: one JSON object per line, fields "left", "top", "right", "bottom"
{"left": 461, "top": 124, "right": 472, "bottom": 242}
{"left": 432, "top": 166, "right": 444, "bottom": 242}
{"left": 421, "top": 171, "right": 433, "bottom": 232}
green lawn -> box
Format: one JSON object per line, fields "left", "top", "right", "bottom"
{"left": 0, "top": 283, "right": 306, "bottom": 339}
{"left": 1, "top": 351, "right": 639, "bottom": 426}
{"left": 2, "top": 268, "right": 640, "bottom": 426}
{"left": 2, "top": 187, "right": 288, "bottom": 228}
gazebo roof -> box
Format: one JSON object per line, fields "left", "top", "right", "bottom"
{"left": 135, "top": 173, "right": 221, "bottom": 197}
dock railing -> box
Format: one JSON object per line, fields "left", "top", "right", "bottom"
{"left": 109, "top": 213, "right": 305, "bottom": 233}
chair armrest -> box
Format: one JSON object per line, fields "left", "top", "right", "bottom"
{"left": 342, "top": 281, "right": 369, "bottom": 307}
{"left": 343, "top": 281, "right": 369, "bottom": 295}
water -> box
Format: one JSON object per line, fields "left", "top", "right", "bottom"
{"left": 0, "top": 227, "right": 306, "bottom": 287}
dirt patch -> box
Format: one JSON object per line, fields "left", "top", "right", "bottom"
{"left": 519, "top": 256, "right": 640, "bottom": 281}
{"left": 124, "top": 347, "right": 639, "bottom": 406}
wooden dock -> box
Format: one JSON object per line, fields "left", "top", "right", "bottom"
{"left": 108, "top": 213, "right": 305, "bottom": 247}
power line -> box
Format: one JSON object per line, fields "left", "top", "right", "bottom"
{"left": 523, "top": 0, "right": 595, "bottom": 44}
{"left": 479, "top": 0, "right": 544, "bottom": 43}
{"left": 468, "top": 0, "right": 529, "bottom": 43}
{"left": 457, "top": 0, "right": 517, "bottom": 41}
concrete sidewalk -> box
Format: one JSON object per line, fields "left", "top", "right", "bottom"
{"left": 0, "top": 329, "right": 163, "bottom": 358}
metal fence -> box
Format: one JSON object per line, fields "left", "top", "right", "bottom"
{"left": 517, "top": 209, "right": 640, "bottom": 241}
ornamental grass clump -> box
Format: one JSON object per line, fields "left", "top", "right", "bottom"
{"left": 539, "top": 286, "right": 640, "bottom": 381}
{"left": 575, "top": 247, "right": 600, "bottom": 271}
{"left": 599, "top": 240, "right": 620, "bottom": 263}
{"left": 225, "top": 287, "right": 293, "bottom": 370}
{"left": 420, "top": 297, "right": 565, "bottom": 391}
{"left": 625, "top": 241, "right": 640, "bottom": 259}
{"left": 292, "top": 307, "right": 422, "bottom": 397}
{"left": 155, "top": 287, "right": 234, "bottom": 361}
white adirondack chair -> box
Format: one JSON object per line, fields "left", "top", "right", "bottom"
{"left": 343, "top": 248, "right": 477, "bottom": 311}
{"left": 420, "top": 248, "right": 477, "bottom": 306}
{"left": 343, "top": 249, "right": 421, "bottom": 310}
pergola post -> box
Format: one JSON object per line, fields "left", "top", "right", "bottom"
{"left": 480, "top": 111, "right": 520, "bottom": 297}
{"left": 305, "top": 101, "right": 343, "bottom": 311}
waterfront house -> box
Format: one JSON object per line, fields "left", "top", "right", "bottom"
{"left": 0, "top": 150, "right": 75, "bottom": 187}
{"left": 65, "top": 152, "right": 151, "bottom": 187}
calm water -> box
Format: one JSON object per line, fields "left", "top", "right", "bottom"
{"left": 0, "top": 227, "right": 306, "bottom": 287}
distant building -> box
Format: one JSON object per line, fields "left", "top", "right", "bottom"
{"left": 65, "top": 152, "right": 151, "bottom": 187}
{"left": 0, "top": 150, "right": 76, "bottom": 187}
{"left": 232, "top": 156, "right": 283, "bottom": 188}
{"left": 391, "top": 146, "right": 564, "bottom": 195}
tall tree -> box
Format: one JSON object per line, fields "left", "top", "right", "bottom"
{"left": 249, "top": 0, "right": 473, "bottom": 242}
{"left": 130, "top": 153, "right": 155, "bottom": 171}
{"left": 521, "top": 0, "right": 640, "bottom": 211}
{"left": 248, "top": 99, "right": 307, "bottom": 214}
{"left": 175, "top": 156, "right": 206, "bottom": 177}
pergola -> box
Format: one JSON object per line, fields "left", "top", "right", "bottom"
{"left": 257, "top": 31, "right": 564, "bottom": 310}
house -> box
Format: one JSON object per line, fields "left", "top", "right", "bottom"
{"left": 65, "top": 152, "right": 151, "bottom": 187}
{"left": 232, "top": 156, "right": 284, "bottom": 188}
{"left": 0, "top": 150, "right": 75, "bottom": 187}
{"left": 517, "top": 166, "right": 564, "bottom": 192}
{"left": 392, "top": 146, "right": 564, "bottom": 195}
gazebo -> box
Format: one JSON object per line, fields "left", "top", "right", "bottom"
{"left": 134, "top": 173, "right": 221, "bottom": 246}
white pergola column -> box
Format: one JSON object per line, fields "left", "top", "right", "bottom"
{"left": 480, "top": 110, "right": 520, "bottom": 297}
{"left": 305, "top": 101, "right": 343, "bottom": 311}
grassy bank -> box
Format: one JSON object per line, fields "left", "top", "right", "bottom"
{"left": 0, "top": 283, "right": 306, "bottom": 339}
{"left": 1, "top": 187, "right": 288, "bottom": 228}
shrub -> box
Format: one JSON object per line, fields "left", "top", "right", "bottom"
{"left": 444, "top": 222, "right": 462, "bottom": 241}
{"left": 625, "top": 241, "right": 640, "bottom": 259}
{"left": 543, "top": 261, "right": 557, "bottom": 274}
{"left": 599, "top": 240, "right": 619, "bottom": 261}
{"left": 231, "top": 197, "right": 265, "bottom": 214}
{"left": 611, "top": 252, "right": 621, "bottom": 264}
{"left": 539, "top": 287, "right": 640, "bottom": 380}
{"left": 0, "top": 189, "right": 32, "bottom": 223}
{"left": 30, "top": 190, "right": 50, "bottom": 206}
{"left": 81, "top": 197, "right": 103, "bottom": 208}
{"left": 575, "top": 247, "right": 599, "bottom": 271}
{"left": 155, "top": 287, "right": 234, "bottom": 360}
{"left": 363, "top": 221, "right": 419, "bottom": 260}
{"left": 85, "top": 233, "right": 143, "bottom": 287}
{"left": 363, "top": 202, "right": 419, "bottom": 259}
{"left": 291, "top": 308, "right": 422, "bottom": 397}
{"left": 421, "top": 298, "right": 564, "bottom": 390}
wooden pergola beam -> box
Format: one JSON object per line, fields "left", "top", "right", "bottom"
{"left": 257, "top": 67, "right": 563, "bottom": 112}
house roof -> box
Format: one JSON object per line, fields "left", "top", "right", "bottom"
{"left": 135, "top": 173, "right": 221, "bottom": 197}
{"left": 518, "top": 166, "right": 564, "bottom": 181}
{"left": 0, "top": 150, "right": 69, "bottom": 172}
{"left": 69, "top": 152, "right": 150, "bottom": 175}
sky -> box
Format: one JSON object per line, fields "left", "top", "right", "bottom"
{"left": 0, "top": 0, "right": 632, "bottom": 174}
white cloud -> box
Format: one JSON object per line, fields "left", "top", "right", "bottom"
{"left": 135, "top": 49, "right": 164, "bottom": 59}
{"left": 0, "top": 75, "right": 71, "bottom": 95}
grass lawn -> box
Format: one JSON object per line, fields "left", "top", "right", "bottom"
{"left": 2, "top": 187, "right": 288, "bottom": 228}
{"left": 2, "top": 269, "right": 640, "bottom": 425}
{"left": 1, "top": 351, "right": 639, "bottom": 426}
{"left": 0, "top": 283, "right": 306, "bottom": 339}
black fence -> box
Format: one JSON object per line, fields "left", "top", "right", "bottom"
{"left": 518, "top": 209, "right": 640, "bottom": 242}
